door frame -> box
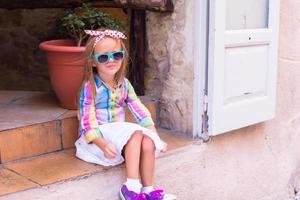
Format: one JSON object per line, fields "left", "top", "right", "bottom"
{"left": 193, "top": 0, "right": 209, "bottom": 139}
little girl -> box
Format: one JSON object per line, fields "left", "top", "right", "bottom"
{"left": 75, "top": 29, "right": 170, "bottom": 200}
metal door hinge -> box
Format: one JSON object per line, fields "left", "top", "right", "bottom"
{"left": 201, "top": 94, "right": 210, "bottom": 142}
{"left": 203, "top": 94, "right": 208, "bottom": 112}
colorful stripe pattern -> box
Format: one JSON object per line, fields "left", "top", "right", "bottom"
{"left": 79, "top": 75, "right": 154, "bottom": 143}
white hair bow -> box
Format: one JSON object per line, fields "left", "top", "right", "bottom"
{"left": 84, "top": 29, "right": 127, "bottom": 48}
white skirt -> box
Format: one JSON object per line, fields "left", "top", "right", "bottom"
{"left": 75, "top": 122, "right": 164, "bottom": 166}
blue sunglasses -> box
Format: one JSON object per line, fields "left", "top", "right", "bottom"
{"left": 92, "top": 50, "right": 125, "bottom": 64}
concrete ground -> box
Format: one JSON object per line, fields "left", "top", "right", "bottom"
{"left": 2, "top": 142, "right": 300, "bottom": 200}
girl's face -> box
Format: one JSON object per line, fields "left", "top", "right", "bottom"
{"left": 93, "top": 37, "right": 123, "bottom": 81}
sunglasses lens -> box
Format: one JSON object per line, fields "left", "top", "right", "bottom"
{"left": 113, "top": 51, "right": 124, "bottom": 61}
{"left": 98, "top": 55, "right": 109, "bottom": 64}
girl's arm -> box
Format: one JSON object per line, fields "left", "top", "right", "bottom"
{"left": 93, "top": 137, "right": 117, "bottom": 158}
{"left": 125, "top": 79, "right": 168, "bottom": 152}
{"left": 79, "top": 81, "right": 103, "bottom": 143}
{"left": 79, "top": 82, "right": 117, "bottom": 157}
{"left": 146, "top": 125, "right": 158, "bottom": 135}
{"left": 146, "top": 124, "right": 168, "bottom": 152}
{"left": 125, "top": 79, "right": 155, "bottom": 127}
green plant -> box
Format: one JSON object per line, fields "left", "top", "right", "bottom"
{"left": 60, "top": 3, "right": 124, "bottom": 46}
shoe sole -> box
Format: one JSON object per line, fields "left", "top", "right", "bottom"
{"left": 119, "top": 188, "right": 126, "bottom": 200}
{"left": 164, "top": 194, "right": 177, "bottom": 200}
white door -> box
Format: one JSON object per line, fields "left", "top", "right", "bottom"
{"left": 207, "top": 0, "right": 280, "bottom": 136}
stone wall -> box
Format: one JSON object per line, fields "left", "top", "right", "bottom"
{"left": 0, "top": 8, "right": 65, "bottom": 91}
{"left": 0, "top": 8, "right": 127, "bottom": 91}
{"left": 145, "top": 0, "right": 194, "bottom": 134}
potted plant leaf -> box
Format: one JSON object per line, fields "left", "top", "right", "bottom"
{"left": 39, "top": 3, "right": 123, "bottom": 109}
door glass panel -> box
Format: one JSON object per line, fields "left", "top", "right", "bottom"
{"left": 226, "top": 0, "right": 269, "bottom": 30}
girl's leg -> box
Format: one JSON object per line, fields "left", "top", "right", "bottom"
{"left": 120, "top": 131, "right": 145, "bottom": 198}
{"left": 124, "top": 131, "right": 144, "bottom": 179}
{"left": 140, "top": 136, "right": 155, "bottom": 186}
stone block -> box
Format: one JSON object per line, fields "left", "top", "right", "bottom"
{"left": 61, "top": 117, "right": 79, "bottom": 149}
{"left": 0, "top": 121, "right": 62, "bottom": 163}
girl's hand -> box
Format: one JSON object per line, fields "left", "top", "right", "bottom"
{"left": 161, "top": 140, "right": 168, "bottom": 153}
{"left": 103, "top": 143, "right": 118, "bottom": 159}
{"left": 93, "top": 137, "right": 118, "bottom": 159}
{"left": 146, "top": 125, "right": 168, "bottom": 152}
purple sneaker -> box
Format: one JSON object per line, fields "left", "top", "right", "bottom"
{"left": 145, "top": 189, "right": 164, "bottom": 200}
{"left": 120, "top": 184, "right": 148, "bottom": 200}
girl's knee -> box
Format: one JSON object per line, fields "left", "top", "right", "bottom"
{"left": 124, "top": 131, "right": 144, "bottom": 152}
{"left": 130, "top": 130, "right": 143, "bottom": 142}
{"left": 141, "top": 136, "right": 155, "bottom": 152}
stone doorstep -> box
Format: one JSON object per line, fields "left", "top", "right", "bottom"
{"left": 0, "top": 128, "right": 194, "bottom": 197}
{"left": 0, "top": 96, "right": 158, "bottom": 164}
{"left": 0, "top": 91, "right": 195, "bottom": 197}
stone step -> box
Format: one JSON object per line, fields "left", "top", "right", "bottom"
{"left": 0, "top": 91, "right": 158, "bottom": 164}
{"left": 0, "top": 128, "right": 194, "bottom": 197}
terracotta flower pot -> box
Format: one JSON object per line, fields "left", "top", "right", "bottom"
{"left": 39, "top": 39, "right": 85, "bottom": 110}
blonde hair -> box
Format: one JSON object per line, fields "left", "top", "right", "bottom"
{"left": 79, "top": 29, "right": 128, "bottom": 102}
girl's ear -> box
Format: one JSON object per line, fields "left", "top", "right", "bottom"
{"left": 91, "top": 59, "right": 97, "bottom": 67}
{"left": 87, "top": 58, "right": 97, "bottom": 68}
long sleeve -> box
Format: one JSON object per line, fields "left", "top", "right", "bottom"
{"left": 79, "top": 81, "right": 103, "bottom": 143}
{"left": 125, "top": 80, "right": 155, "bottom": 127}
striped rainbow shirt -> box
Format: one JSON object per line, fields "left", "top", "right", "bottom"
{"left": 79, "top": 74, "right": 154, "bottom": 143}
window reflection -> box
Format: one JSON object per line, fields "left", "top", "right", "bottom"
{"left": 226, "top": 0, "right": 269, "bottom": 30}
